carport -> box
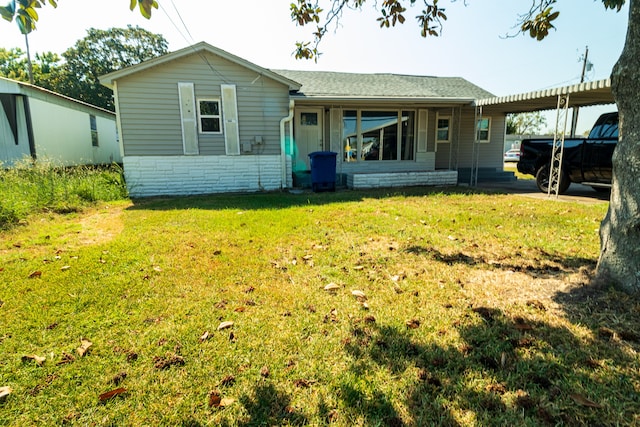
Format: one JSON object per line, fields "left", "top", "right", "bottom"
{"left": 473, "top": 78, "right": 616, "bottom": 195}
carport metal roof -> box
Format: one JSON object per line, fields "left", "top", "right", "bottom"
{"left": 475, "top": 78, "right": 614, "bottom": 113}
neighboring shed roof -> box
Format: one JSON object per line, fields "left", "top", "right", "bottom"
{"left": 271, "top": 69, "right": 494, "bottom": 102}
{"left": 476, "top": 78, "right": 614, "bottom": 113}
{"left": 0, "top": 76, "right": 115, "bottom": 116}
{"left": 100, "top": 42, "right": 301, "bottom": 91}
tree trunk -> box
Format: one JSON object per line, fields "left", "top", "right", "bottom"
{"left": 596, "top": 0, "right": 640, "bottom": 293}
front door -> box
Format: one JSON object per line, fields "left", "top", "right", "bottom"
{"left": 294, "top": 108, "right": 323, "bottom": 171}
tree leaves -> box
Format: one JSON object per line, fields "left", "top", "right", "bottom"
{"left": 519, "top": 2, "right": 561, "bottom": 40}
{"left": 128, "top": 0, "right": 158, "bottom": 19}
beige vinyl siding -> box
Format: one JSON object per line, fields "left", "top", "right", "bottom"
{"left": 435, "top": 107, "right": 505, "bottom": 169}
{"left": 115, "top": 52, "right": 290, "bottom": 157}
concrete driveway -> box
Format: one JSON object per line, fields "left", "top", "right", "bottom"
{"left": 475, "top": 179, "right": 610, "bottom": 205}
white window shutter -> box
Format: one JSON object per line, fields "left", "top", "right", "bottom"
{"left": 221, "top": 84, "right": 240, "bottom": 156}
{"left": 178, "top": 82, "right": 199, "bottom": 155}
{"left": 417, "top": 109, "right": 428, "bottom": 153}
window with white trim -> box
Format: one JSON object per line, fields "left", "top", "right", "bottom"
{"left": 436, "top": 115, "right": 451, "bottom": 143}
{"left": 476, "top": 117, "right": 491, "bottom": 142}
{"left": 90, "top": 114, "right": 99, "bottom": 147}
{"left": 197, "top": 99, "right": 222, "bottom": 134}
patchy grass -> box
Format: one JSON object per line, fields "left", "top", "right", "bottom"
{"left": 0, "top": 160, "right": 128, "bottom": 229}
{"left": 1, "top": 188, "right": 637, "bottom": 426}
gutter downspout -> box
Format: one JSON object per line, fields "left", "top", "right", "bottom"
{"left": 280, "top": 100, "right": 295, "bottom": 189}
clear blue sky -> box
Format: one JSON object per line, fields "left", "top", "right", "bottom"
{"left": 1, "top": 0, "right": 629, "bottom": 133}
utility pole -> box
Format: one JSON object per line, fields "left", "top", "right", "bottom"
{"left": 25, "top": 33, "right": 34, "bottom": 85}
{"left": 570, "top": 46, "right": 589, "bottom": 137}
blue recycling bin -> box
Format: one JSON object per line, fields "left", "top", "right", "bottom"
{"left": 308, "top": 151, "right": 337, "bottom": 192}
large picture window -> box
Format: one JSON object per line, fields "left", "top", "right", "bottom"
{"left": 197, "top": 99, "right": 222, "bottom": 133}
{"left": 342, "top": 110, "right": 415, "bottom": 162}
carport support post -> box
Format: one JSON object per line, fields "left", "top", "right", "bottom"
{"left": 548, "top": 94, "right": 570, "bottom": 197}
{"left": 470, "top": 106, "right": 482, "bottom": 186}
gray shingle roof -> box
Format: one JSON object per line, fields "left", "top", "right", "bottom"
{"left": 271, "top": 69, "right": 494, "bottom": 100}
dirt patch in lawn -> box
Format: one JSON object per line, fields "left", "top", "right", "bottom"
{"left": 75, "top": 203, "right": 130, "bottom": 246}
{"left": 462, "top": 266, "right": 594, "bottom": 315}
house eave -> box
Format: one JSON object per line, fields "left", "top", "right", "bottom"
{"left": 290, "top": 94, "right": 477, "bottom": 106}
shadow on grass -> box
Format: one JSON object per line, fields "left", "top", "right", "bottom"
{"left": 217, "top": 382, "right": 308, "bottom": 427}
{"left": 338, "top": 302, "right": 638, "bottom": 426}
{"left": 404, "top": 245, "right": 596, "bottom": 279}
{"left": 126, "top": 186, "right": 489, "bottom": 212}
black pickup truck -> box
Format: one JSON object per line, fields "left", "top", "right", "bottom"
{"left": 517, "top": 112, "right": 618, "bottom": 194}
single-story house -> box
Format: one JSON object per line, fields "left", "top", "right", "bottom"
{"left": 100, "top": 42, "right": 512, "bottom": 197}
{"left": 0, "top": 76, "right": 120, "bottom": 167}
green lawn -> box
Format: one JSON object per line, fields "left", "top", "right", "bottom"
{"left": 1, "top": 188, "right": 638, "bottom": 426}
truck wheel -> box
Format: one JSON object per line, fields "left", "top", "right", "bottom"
{"left": 535, "top": 164, "right": 570, "bottom": 194}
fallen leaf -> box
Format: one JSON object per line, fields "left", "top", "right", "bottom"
{"left": 207, "top": 391, "right": 235, "bottom": 408}
{"left": 199, "top": 331, "right": 210, "bottom": 342}
{"left": 111, "top": 372, "right": 127, "bottom": 385}
{"left": 570, "top": 393, "right": 603, "bottom": 408}
{"left": 324, "top": 282, "right": 340, "bottom": 292}
{"left": 260, "top": 366, "right": 270, "bottom": 378}
{"left": 219, "top": 398, "right": 235, "bottom": 407}
{"left": 526, "top": 299, "right": 546, "bottom": 311}
{"left": 0, "top": 386, "right": 12, "bottom": 401}
{"left": 208, "top": 390, "right": 222, "bottom": 408}
{"left": 353, "top": 265, "right": 364, "bottom": 270}
{"left": 294, "top": 379, "right": 312, "bottom": 388}
{"left": 61, "top": 265, "right": 71, "bottom": 271}
{"left": 153, "top": 354, "right": 185, "bottom": 370}
{"left": 351, "top": 290, "right": 367, "bottom": 301}
{"left": 28, "top": 270, "right": 42, "bottom": 278}
{"left": 57, "top": 352, "right": 75, "bottom": 365}
{"left": 406, "top": 319, "right": 421, "bottom": 329}
{"left": 76, "top": 338, "right": 93, "bottom": 357}
{"left": 364, "top": 315, "right": 376, "bottom": 323}
{"left": 21, "top": 354, "right": 46, "bottom": 366}
{"left": 220, "top": 375, "right": 235, "bottom": 386}
{"left": 152, "top": 266, "right": 162, "bottom": 272}
{"left": 324, "top": 308, "right": 339, "bottom": 323}
{"left": 217, "top": 321, "right": 234, "bottom": 331}
{"left": 99, "top": 387, "right": 127, "bottom": 402}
